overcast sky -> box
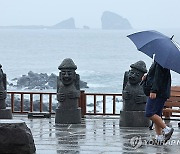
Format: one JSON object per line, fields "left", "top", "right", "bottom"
{"left": 0, "top": 0, "right": 180, "bottom": 29}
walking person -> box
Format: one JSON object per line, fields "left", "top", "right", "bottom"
{"left": 143, "top": 61, "right": 174, "bottom": 144}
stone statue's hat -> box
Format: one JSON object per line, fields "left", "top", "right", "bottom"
{"left": 130, "top": 60, "right": 147, "bottom": 73}
{"left": 58, "top": 58, "right": 77, "bottom": 70}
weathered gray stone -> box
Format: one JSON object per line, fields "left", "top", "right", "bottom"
{"left": 28, "top": 112, "right": 51, "bottom": 118}
{"left": 55, "top": 58, "right": 81, "bottom": 124}
{"left": 0, "top": 120, "right": 36, "bottom": 154}
{"left": 0, "top": 64, "right": 12, "bottom": 119}
{"left": 55, "top": 108, "right": 81, "bottom": 124}
{"left": 0, "top": 64, "right": 7, "bottom": 109}
{"left": 122, "top": 61, "right": 147, "bottom": 111}
{"left": 120, "top": 61, "right": 150, "bottom": 127}
{"left": 119, "top": 111, "right": 150, "bottom": 127}
{"left": 0, "top": 107, "right": 12, "bottom": 119}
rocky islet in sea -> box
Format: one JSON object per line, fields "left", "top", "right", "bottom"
{"left": 8, "top": 71, "right": 89, "bottom": 90}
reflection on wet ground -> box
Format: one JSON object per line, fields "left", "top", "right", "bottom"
{"left": 14, "top": 115, "right": 180, "bottom": 154}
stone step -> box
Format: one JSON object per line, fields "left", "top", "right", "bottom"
{"left": 28, "top": 112, "right": 51, "bottom": 118}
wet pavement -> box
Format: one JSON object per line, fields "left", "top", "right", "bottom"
{"left": 14, "top": 115, "right": 180, "bottom": 154}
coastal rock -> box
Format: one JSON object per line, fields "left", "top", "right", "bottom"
{"left": 101, "top": 11, "right": 132, "bottom": 30}
{"left": 0, "top": 120, "right": 36, "bottom": 154}
{"left": 9, "top": 71, "right": 88, "bottom": 90}
{"left": 52, "top": 17, "right": 76, "bottom": 29}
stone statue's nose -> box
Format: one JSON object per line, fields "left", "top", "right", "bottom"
{"left": 131, "top": 73, "right": 136, "bottom": 77}
{"left": 64, "top": 73, "right": 69, "bottom": 77}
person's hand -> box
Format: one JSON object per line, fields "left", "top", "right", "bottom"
{"left": 149, "top": 92, "right": 156, "bottom": 99}
{"left": 142, "top": 74, "right": 147, "bottom": 81}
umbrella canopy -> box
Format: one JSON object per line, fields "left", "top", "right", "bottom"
{"left": 127, "top": 30, "right": 180, "bottom": 74}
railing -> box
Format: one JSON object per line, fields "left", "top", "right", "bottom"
{"left": 6, "top": 87, "right": 180, "bottom": 118}
{"left": 7, "top": 91, "right": 122, "bottom": 116}
{"left": 81, "top": 92, "right": 122, "bottom": 116}
{"left": 7, "top": 91, "right": 56, "bottom": 114}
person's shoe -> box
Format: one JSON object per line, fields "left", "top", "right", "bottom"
{"left": 164, "top": 128, "right": 174, "bottom": 143}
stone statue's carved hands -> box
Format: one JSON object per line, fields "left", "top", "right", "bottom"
{"left": 122, "top": 91, "right": 132, "bottom": 100}
{"left": 67, "top": 91, "right": 80, "bottom": 99}
{"left": 57, "top": 93, "right": 65, "bottom": 102}
{"left": 67, "top": 91, "right": 75, "bottom": 99}
{"left": 135, "top": 95, "right": 147, "bottom": 104}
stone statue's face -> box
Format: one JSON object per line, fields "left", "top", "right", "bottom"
{"left": 128, "top": 68, "right": 143, "bottom": 85}
{"left": 61, "top": 69, "right": 75, "bottom": 85}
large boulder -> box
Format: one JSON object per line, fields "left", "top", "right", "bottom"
{"left": 101, "top": 11, "right": 132, "bottom": 30}
{"left": 0, "top": 120, "right": 36, "bottom": 154}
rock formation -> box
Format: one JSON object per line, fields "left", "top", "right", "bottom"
{"left": 52, "top": 17, "right": 76, "bottom": 29}
{"left": 101, "top": 11, "right": 132, "bottom": 30}
{"left": 0, "top": 120, "right": 36, "bottom": 154}
{"left": 9, "top": 71, "right": 88, "bottom": 90}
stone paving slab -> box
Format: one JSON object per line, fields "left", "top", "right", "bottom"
{"left": 13, "top": 115, "right": 180, "bottom": 154}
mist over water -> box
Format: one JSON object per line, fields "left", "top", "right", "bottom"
{"left": 0, "top": 29, "right": 180, "bottom": 93}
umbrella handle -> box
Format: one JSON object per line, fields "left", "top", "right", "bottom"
{"left": 170, "top": 35, "right": 174, "bottom": 40}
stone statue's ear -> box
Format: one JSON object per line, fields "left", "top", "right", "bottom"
{"left": 59, "top": 72, "right": 62, "bottom": 80}
{"left": 123, "top": 71, "right": 129, "bottom": 90}
{"left": 74, "top": 74, "right": 80, "bottom": 90}
{"left": 3, "top": 73, "right": 6, "bottom": 90}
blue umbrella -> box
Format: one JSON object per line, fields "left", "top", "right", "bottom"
{"left": 127, "top": 30, "right": 180, "bottom": 74}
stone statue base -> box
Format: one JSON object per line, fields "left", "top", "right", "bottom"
{"left": 119, "top": 111, "right": 150, "bottom": 127}
{"left": 55, "top": 108, "right": 81, "bottom": 124}
{"left": 0, "top": 107, "right": 12, "bottom": 119}
{"left": 0, "top": 119, "right": 36, "bottom": 154}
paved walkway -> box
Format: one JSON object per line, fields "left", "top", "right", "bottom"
{"left": 14, "top": 115, "right": 180, "bottom": 154}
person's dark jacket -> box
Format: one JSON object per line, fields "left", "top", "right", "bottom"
{"left": 147, "top": 61, "right": 171, "bottom": 99}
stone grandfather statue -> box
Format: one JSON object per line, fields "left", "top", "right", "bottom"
{"left": 57, "top": 58, "right": 80, "bottom": 108}
{"left": 120, "top": 60, "right": 150, "bottom": 127}
{"left": 55, "top": 58, "right": 81, "bottom": 124}
{"left": 0, "top": 64, "right": 7, "bottom": 109}
{"left": 0, "top": 64, "right": 12, "bottom": 119}
{"left": 122, "top": 60, "right": 147, "bottom": 111}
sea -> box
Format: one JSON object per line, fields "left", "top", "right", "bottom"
{"left": 1, "top": 28, "right": 180, "bottom": 94}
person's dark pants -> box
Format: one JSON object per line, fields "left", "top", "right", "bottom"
{"left": 145, "top": 97, "right": 167, "bottom": 117}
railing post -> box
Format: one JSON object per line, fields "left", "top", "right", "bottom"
{"left": 40, "top": 94, "right": 43, "bottom": 112}
{"left": 103, "top": 95, "right": 106, "bottom": 115}
{"left": 30, "top": 93, "right": 33, "bottom": 112}
{"left": 49, "top": 94, "right": 52, "bottom": 113}
{"left": 11, "top": 93, "right": 14, "bottom": 113}
{"left": 94, "top": 94, "right": 96, "bottom": 115}
{"left": 80, "top": 90, "right": 86, "bottom": 117}
{"left": 20, "top": 93, "right": 24, "bottom": 113}
{"left": 113, "top": 95, "right": 116, "bottom": 115}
